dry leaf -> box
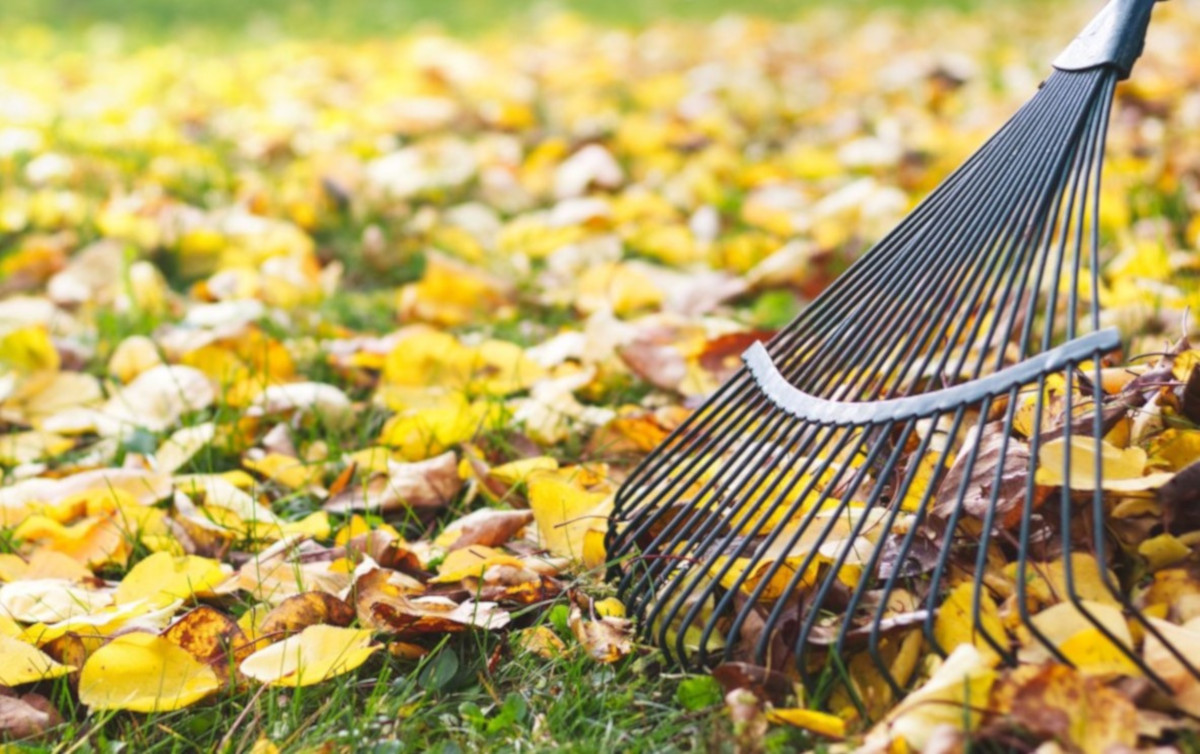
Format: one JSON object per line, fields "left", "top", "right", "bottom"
{"left": 79, "top": 632, "right": 222, "bottom": 712}
{"left": 239, "top": 625, "right": 378, "bottom": 687}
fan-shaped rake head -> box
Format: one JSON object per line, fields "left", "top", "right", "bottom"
{"left": 606, "top": 0, "right": 1195, "bottom": 713}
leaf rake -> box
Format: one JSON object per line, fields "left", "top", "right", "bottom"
{"left": 607, "top": 0, "right": 1197, "bottom": 705}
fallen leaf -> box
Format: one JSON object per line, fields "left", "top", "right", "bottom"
{"left": 569, "top": 605, "right": 633, "bottom": 663}
{"left": 765, "top": 707, "right": 846, "bottom": 738}
{"left": 527, "top": 470, "right": 612, "bottom": 567}
{"left": 325, "top": 451, "right": 462, "bottom": 514}
{"left": 114, "top": 552, "right": 230, "bottom": 606}
{"left": 79, "top": 632, "right": 222, "bottom": 712}
{"left": 0, "top": 634, "right": 75, "bottom": 685}
{"left": 162, "top": 606, "right": 252, "bottom": 674}
{"left": 1036, "top": 436, "right": 1173, "bottom": 492}
{"left": 258, "top": 592, "right": 356, "bottom": 640}
{"left": 1143, "top": 616, "right": 1200, "bottom": 716}
{"left": 1008, "top": 664, "right": 1138, "bottom": 754}
{"left": 0, "top": 691, "right": 62, "bottom": 739}
{"left": 239, "top": 625, "right": 378, "bottom": 687}
{"left": 434, "top": 509, "right": 534, "bottom": 551}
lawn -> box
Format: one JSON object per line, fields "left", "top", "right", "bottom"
{"left": 0, "top": 0, "right": 1198, "bottom": 753}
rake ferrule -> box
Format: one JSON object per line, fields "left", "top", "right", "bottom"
{"left": 1053, "top": 0, "right": 1161, "bottom": 79}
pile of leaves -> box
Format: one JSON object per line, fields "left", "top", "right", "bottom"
{"left": 3, "top": 2, "right": 1200, "bottom": 750}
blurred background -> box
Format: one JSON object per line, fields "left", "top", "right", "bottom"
{"left": 2, "top": 0, "right": 1049, "bottom": 40}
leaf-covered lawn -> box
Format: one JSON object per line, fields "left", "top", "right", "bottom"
{"left": 2, "top": 2, "right": 1200, "bottom": 752}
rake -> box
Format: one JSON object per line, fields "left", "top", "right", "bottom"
{"left": 606, "top": 0, "right": 1197, "bottom": 706}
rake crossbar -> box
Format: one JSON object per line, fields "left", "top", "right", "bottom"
{"left": 744, "top": 329, "right": 1121, "bottom": 425}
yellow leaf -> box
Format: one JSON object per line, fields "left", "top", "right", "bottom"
{"left": 527, "top": 471, "right": 612, "bottom": 565}
{"left": 934, "top": 581, "right": 1006, "bottom": 659}
{"left": 433, "top": 546, "right": 525, "bottom": 583}
{"left": 397, "top": 253, "right": 512, "bottom": 327}
{"left": 1138, "top": 534, "right": 1192, "bottom": 572}
{"left": 575, "top": 262, "right": 663, "bottom": 316}
{"left": 594, "top": 597, "right": 626, "bottom": 619}
{"left": 766, "top": 708, "right": 846, "bottom": 738}
{"left": 1147, "top": 428, "right": 1200, "bottom": 472}
{"left": 108, "top": 335, "right": 164, "bottom": 383}
{"left": 0, "top": 634, "right": 74, "bottom": 685}
{"left": 243, "top": 451, "right": 321, "bottom": 490}
{"left": 239, "top": 625, "right": 378, "bottom": 687}
{"left": 1019, "top": 600, "right": 1139, "bottom": 676}
{"left": 79, "top": 632, "right": 222, "bottom": 712}
{"left": 866, "top": 645, "right": 996, "bottom": 751}
{"left": 489, "top": 455, "right": 560, "bottom": 485}
{"left": 115, "top": 552, "right": 230, "bottom": 606}
{"left": 0, "top": 325, "right": 59, "bottom": 373}
{"left": 0, "top": 578, "right": 113, "bottom": 623}
{"left": 1035, "top": 436, "right": 1172, "bottom": 491}
{"left": 249, "top": 739, "right": 281, "bottom": 754}
{"left": 155, "top": 423, "right": 216, "bottom": 475}
{"left": 379, "top": 399, "right": 505, "bottom": 461}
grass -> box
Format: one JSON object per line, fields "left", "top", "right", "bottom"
{"left": 30, "top": 613, "right": 754, "bottom": 753}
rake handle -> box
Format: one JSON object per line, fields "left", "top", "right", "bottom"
{"left": 1053, "top": 0, "right": 1165, "bottom": 79}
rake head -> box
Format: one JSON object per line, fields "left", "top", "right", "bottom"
{"left": 606, "top": 0, "right": 1194, "bottom": 709}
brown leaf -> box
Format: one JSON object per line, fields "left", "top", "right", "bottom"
{"left": 163, "top": 606, "right": 252, "bottom": 676}
{"left": 933, "top": 424, "right": 1039, "bottom": 526}
{"left": 355, "top": 567, "right": 507, "bottom": 635}
{"left": 0, "top": 691, "right": 62, "bottom": 739}
{"left": 568, "top": 605, "right": 633, "bottom": 663}
{"left": 438, "top": 509, "right": 533, "bottom": 551}
{"left": 39, "top": 633, "right": 86, "bottom": 689}
{"left": 324, "top": 451, "right": 462, "bottom": 514}
{"left": 697, "top": 331, "right": 774, "bottom": 382}
{"left": 618, "top": 338, "right": 687, "bottom": 394}
{"left": 1007, "top": 664, "right": 1137, "bottom": 754}
{"left": 1183, "top": 366, "right": 1200, "bottom": 424}
{"left": 712, "top": 662, "right": 796, "bottom": 706}
{"left": 259, "top": 592, "right": 356, "bottom": 640}
{"left": 1159, "top": 460, "right": 1200, "bottom": 535}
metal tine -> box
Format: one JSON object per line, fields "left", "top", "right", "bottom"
{"left": 654, "top": 424, "right": 856, "bottom": 664}
{"left": 968, "top": 80, "right": 1104, "bottom": 379}
{"left": 612, "top": 378, "right": 764, "bottom": 561}
{"left": 609, "top": 94, "right": 1045, "bottom": 524}
{"left": 613, "top": 74, "right": 1101, "bottom": 577}
{"left": 948, "top": 74, "right": 1107, "bottom": 670}
{"left": 680, "top": 423, "right": 871, "bottom": 665}
{"left": 921, "top": 395, "right": 995, "bottom": 651}
{"left": 1008, "top": 69, "right": 1112, "bottom": 666}
{"left": 776, "top": 71, "right": 1097, "bottom": 396}
{"left": 658, "top": 424, "right": 862, "bottom": 662}
{"left": 622, "top": 399, "right": 821, "bottom": 622}
{"left": 760, "top": 71, "right": 1076, "bottom": 386}
{"left": 968, "top": 387, "right": 1027, "bottom": 661}
{"left": 790, "top": 420, "right": 918, "bottom": 675}
{"left": 1047, "top": 80, "right": 1181, "bottom": 683}
{"left": 912, "top": 71, "right": 1104, "bottom": 386}
{"left": 826, "top": 71, "right": 1102, "bottom": 403}
{"left": 1084, "top": 79, "right": 1200, "bottom": 682}
{"left": 743, "top": 424, "right": 901, "bottom": 670}
{"left": 631, "top": 412, "right": 827, "bottom": 640}
{"left": 1056, "top": 367, "right": 1169, "bottom": 684}
{"left": 669, "top": 421, "right": 849, "bottom": 661}
{"left": 757, "top": 77, "right": 1062, "bottom": 370}
{"left": 867, "top": 406, "right": 970, "bottom": 694}
{"left": 612, "top": 378, "right": 776, "bottom": 572}
{"left": 936, "top": 71, "right": 1107, "bottom": 384}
